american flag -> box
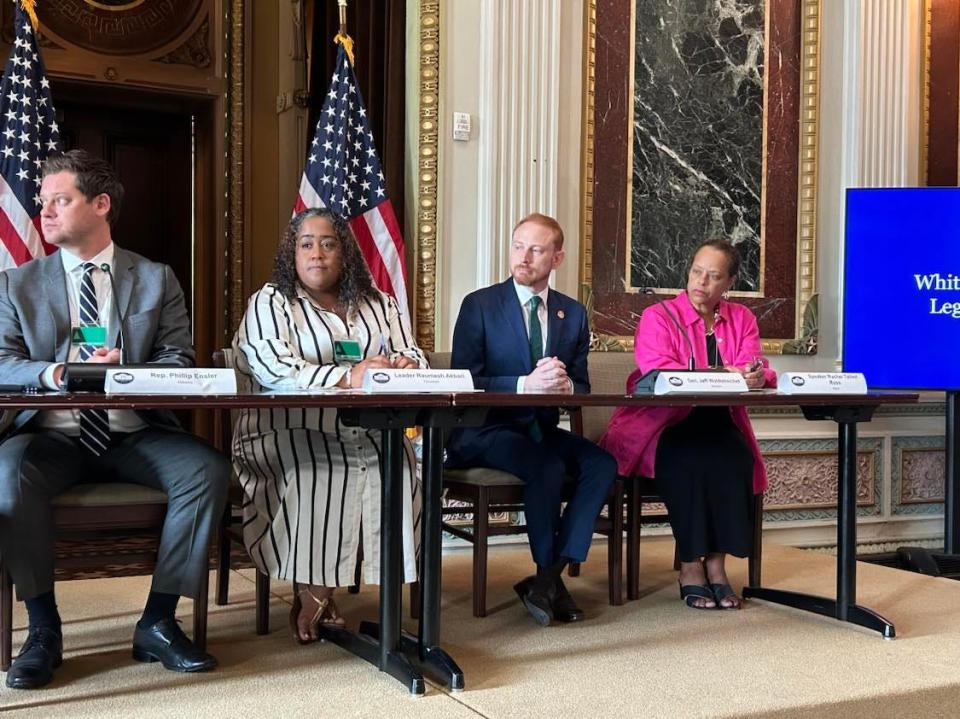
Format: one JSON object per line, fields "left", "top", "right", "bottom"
{"left": 0, "top": 3, "right": 59, "bottom": 271}
{"left": 295, "top": 43, "right": 408, "bottom": 314}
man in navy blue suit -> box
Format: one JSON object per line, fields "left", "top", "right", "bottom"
{"left": 447, "top": 213, "right": 617, "bottom": 626}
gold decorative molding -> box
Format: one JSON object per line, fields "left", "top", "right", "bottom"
{"left": 582, "top": 0, "right": 822, "bottom": 355}
{"left": 156, "top": 15, "right": 211, "bottom": 68}
{"left": 920, "top": 0, "right": 931, "bottom": 183}
{"left": 763, "top": 0, "right": 821, "bottom": 355}
{"left": 415, "top": 1, "right": 440, "bottom": 351}
{"left": 763, "top": 449, "right": 876, "bottom": 511}
{"left": 227, "top": 0, "right": 245, "bottom": 334}
{"left": 579, "top": 0, "right": 596, "bottom": 295}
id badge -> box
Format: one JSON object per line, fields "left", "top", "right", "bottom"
{"left": 71, "top": 325, "right": 107, "bottom": 347}
{"left": 333, "top": 338, "right": 363, "bottom": 363}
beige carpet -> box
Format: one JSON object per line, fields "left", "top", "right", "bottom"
{"left": 2, "top": 538, "right": 959, "bottom": 718}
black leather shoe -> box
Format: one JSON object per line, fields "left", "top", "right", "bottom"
{"left": 132, "top": 618, "right": 217, "bottom": 673}
{"left": 513, "top": 575, "right": 554, "bottom": 627}
{"left": 5, "top": 626, "right": 63, "bottom": 689}
{"left": 552, "top": 577, "right": 585, "bottom": 623}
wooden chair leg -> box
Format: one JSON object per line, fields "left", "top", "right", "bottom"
{"left": 473, "top": 488, "right": 489, "bottom": 618}
{"left": 626, "top": 480, "right": 641, "bottom": 600}
{"left": 215, "top": 508, "right": 231, "bottom": 606}
{"left": 748, "top": 493, "right": 764, "bottom": 588}
{"left": 193, "top": 571, "right": 209, "bottom": 651}
{"left": 568, "top": 561, "right": 581, "bottom": 577}
{"left": 1, "top": 565, "right": 11, "bottom": 672}
{"left": 255, "top": 570, "right": 270, "bottom": 635}
{"left": 608, "top": 480, "right": 624, "bottom": 606}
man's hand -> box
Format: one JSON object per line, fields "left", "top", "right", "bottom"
{"left": 86, "top": 347, "right": 121, "bottom": 364}
{"left": 523, "top": 356, "right": 572, "bottom": 393}
{"left": 391, "top": 355, "right": 418, "bottom": 369}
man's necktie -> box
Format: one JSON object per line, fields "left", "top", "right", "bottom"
{"left": 527, "top": 295, "right": 543, "bottom": 442}
{"left": 77, "top": 263, "right": 111, "bottom": 455}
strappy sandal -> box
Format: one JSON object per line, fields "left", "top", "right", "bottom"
{"left": 289, "top": 585, "right": 345, "bottom": 644}
{"left": 709, "top": 583, "right": 742, "bottom": 610}
{"left": 679, "top": 581, "right": 717, "bottom": 610}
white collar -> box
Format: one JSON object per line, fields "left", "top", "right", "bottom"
{"left": 513, "top": 279, "right": 548, "bottom": 308}
{"left": 59, "top": 243, "right": 115, "bottom": 275}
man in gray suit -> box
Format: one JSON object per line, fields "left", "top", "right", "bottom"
{"left": 0, "top": 150, "right": 229, "bottom": 689}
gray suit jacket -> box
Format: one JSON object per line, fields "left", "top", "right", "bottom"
{"left": 0, "top": 246, "right": 195, "bottom": 436}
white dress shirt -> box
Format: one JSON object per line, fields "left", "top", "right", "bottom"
{"left": 36, "top": 244, "right": 147, "bottom": 435}
{"left": 513, "top": 280, "right": 549, "bottom": 393}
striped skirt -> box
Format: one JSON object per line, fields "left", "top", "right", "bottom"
{"left": 233, "top": 425, "right": 420, "bottom": 587}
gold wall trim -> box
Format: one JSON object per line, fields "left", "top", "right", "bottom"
{"left": 415, "top": 1, "right": 440, "bottom": 351}
{"left": 581, "top": 0, "right": 822, "bottom": 355}
{"left": 920, "top": 0, "right": 931, "bottom": 183}
{"left": 764, "top": 0, "right": 822, "bottom": 355}
{"left": 227, "top": 0, "right": 245, "bottom": 334}
{"left": 579, "top": 0, "right": 597, "bottom": 295}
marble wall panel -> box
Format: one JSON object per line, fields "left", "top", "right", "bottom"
{"left": 589, "top": 0, "right": 804, "bottom": 345}
{"left": 631, "top": 0, "right": 764, "bottom": 292}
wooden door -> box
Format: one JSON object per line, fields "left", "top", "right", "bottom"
{"left": 55, "top": 100, "right": 194, "bottom": 318}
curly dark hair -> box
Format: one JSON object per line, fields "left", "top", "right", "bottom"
{"left": 271, "top": 208, "right": 379, "bottom": 310}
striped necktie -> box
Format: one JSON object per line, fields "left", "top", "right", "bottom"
{"left": 77, "top": 262, "right": 111, "bottom": 455}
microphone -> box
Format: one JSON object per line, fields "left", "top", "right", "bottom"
{"left": 100, "top": 262, "right": 125, "bottom": 365}
{"left": 643, "top": 287, "right": 695, "bottom": 371}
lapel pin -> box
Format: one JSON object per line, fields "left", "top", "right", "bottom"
{"left": 557, "top": 310, "right": 565, "bottom": 319}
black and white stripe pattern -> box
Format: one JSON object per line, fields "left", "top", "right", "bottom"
{"left": 231, "top": 284, "right": 425, "bottom": 586}
{"left": 77, "top": 263, "right": 110, "bottom": 455}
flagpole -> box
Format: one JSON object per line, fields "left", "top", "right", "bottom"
{"left": 20, "top": 0, "right": 39, "bottom": 31}
{"left": 334, "top": 0, "right": 355, "bottom": 66}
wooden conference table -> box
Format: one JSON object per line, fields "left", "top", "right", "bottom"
{"left": 0, "top": 387, "right": 918, "bottom": 694}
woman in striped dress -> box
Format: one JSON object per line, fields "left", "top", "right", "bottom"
{"left": 232, "top": 208, "right": 425, "bottom": 643}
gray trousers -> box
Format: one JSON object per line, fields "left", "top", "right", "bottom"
{"left": 0, "top": 427, "right": 229, "bottom": 601}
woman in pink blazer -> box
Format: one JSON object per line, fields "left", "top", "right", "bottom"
{"left": 599, "top": 239, "right": 775, "bottom": 610}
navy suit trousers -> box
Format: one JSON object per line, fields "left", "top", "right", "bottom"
{"left": 453, "top": 426, "right": 617, "bottom": 567}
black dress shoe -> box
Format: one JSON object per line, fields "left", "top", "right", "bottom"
{"left": 132, "top": 618, "right": 217, "bottom": 673}
{"left": 552, "top": 577, "right": 585, "bottom": 623}
{"left": 5, "top": 626, "right": 63, "bottom": 689}
{"left": 513, "top": 575, "right": 554, "bottom": 627}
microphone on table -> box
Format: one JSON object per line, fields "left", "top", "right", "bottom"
{"left": 100, "top": 262, "right": 126, "bottom": 365}
{"left": 643, "top": 287, "right": 695, "bottom": 371}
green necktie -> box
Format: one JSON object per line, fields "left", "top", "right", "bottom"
{"left": 527, "top": 295, "right": 543, "bottom": 442}
{"left": 528, "top": 295, "right": 543, "bottom": 365}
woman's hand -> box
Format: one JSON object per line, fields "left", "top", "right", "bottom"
{"left": 391, "top": 355, "right": 418, "bottom": 369}
{"left": 724, "top": 360, "right": 766, "bottom": 390}
{"left": 345, "top": 355, "right": 392, "bottom": 388}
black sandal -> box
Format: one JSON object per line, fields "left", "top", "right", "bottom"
{"left": 709, "top": 583, "right": 742, "bottom": 610}
{"left": 678, "top": 582, "right": 717, "bottom": 610}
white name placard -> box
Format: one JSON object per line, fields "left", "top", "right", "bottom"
{"left": 777, "top": 372, "right": 867, "bottom": 395}
{"left": 104, "top": 368, "right": 238, "bottom": 395}
{"left": 654, "top": 371, "right": 748, "bottom": 395}
{"left": 360, "top": 368, "right": 474, "bottom": 393}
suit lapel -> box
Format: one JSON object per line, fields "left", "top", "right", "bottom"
{"left": 497, "top": 279, "right": 532, "bottom": 373}
{"left": 545, "top": 289, "right": 564, "bottom": 357}
{"left": 107, "top": 248, "right": 136, "bottom": 352}
{"left": 42, "top": 254, "right": 71, "bottom": 363}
